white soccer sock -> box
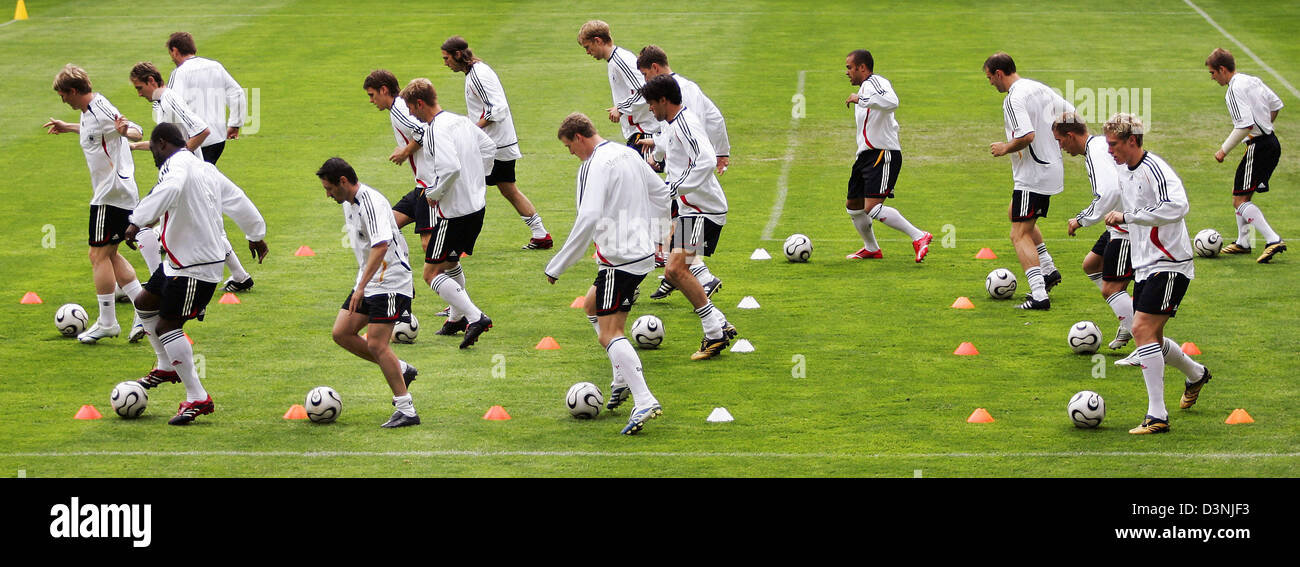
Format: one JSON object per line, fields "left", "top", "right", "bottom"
{"left": 96, "top": 293, "right": 116, "bottom": 327}
{"left": 1036, "top": 243, "right": 1058, "bottom": 274}
{"left": 1088, "top": 272, "right": 1105, "bottom": 292}
{"left": 1234, "top": 208, "right": 1250, "bottom": 247}
{"left": 869, "top": 204, "right": 924, "bottom": 241}
{"left": 1238, "top": 202, "right": 1281, "bottom": 244}
{"left": 137, "top": 227, "right": 162, "bottom": 274}
{"left": 689, "top": 262, "right": 717, "bottom": 286}
{"left": 121, "top": 280, "right": 143, "bottom": 302}
{"left": 139, "top": 310, "right": 172, "bottom": 370}
{"left": 587, "top": 315, "right": 600, "bottom": 337}
{"left": 1161, "top": 337, "right": 1206, "bottom": 381}
{"left": 606, "top": 337, "right": 656, "bottom": 409}
{"left": 847, "top": 208, "right": 880, "bottom": 251}
{"left": 445, "top": 264, "right": 467, "bottom": 288}
{"left": 160, "top": 329, "right": 207, "bottom": 402}
{"left": 1106, "top": 291, "right": 1134, "bottom": 332}
{"left": 224, "top": 248, "right": 251, "bottom": 283}
{"left": 1136, "top": 342, "right": 1167, "bottom": 420}
{"left": 523, "top": 214, "right": 548, "bottom": 239}
{"left": 696, "top": 302, "right": 723, "bottom": 339}
{"left": 431, "top": 273, "right": 483, "bottom": 323}
{"left": 1026, "top": 267, "right": 1048, "bottom": 301}
{"left": 393, "top": 394, "right": 417, "bottom": 417}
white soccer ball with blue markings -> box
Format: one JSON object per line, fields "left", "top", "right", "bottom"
{"left": 1068, "top": 390, "right": 1105, "bottom": 428}
{"left": 1067, "top": 321, "right": 1103, "bottom": 354}
{"left": 393, "top": 313, "right": 419, "bottom": 344}
{"left": 1193, "top": 228, "right": 1222, "bottom": 257}
{"left": 566, "top": 382, "right": 603, "bottom": 419}
{"left": 55, "top": 303, "right": 89, "bottom": 337}
{"left": 305, "top": 386, "right": 342, "bottom": 423}
{"left": 783, "top": 234, "right": 812, "bottom": 262}
{"left": 985, "top": 269, "right": 1017, "bottom": 299}
{"left": 631, "top": 315, "right": 664, "bottom": 349}
{"left": 110, "top": 381, "right": 148, "bottom": 418}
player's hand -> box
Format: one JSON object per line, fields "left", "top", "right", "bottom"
{"left": 1067, "top": 218, "right": 1080, "bottom": 236}
{"left": 348, "top": 288, "right": 363, "bottom": 313}
{"left": 249, "top": 240, "right": 269, "bottom": 264}
{"left": 989, "top": 142, "right": 1009, "bottom": 157}
{"left": 1214, "top": 149, "right": 1226, "bottom": 163}
{"left": 635, "top": 138, "right": 655, "bottom": 150}
{"left": 1103, "top": 211, "right": 1126, "bottom": 227}
{"left": 715, "top": 156, "right": 730, "bottom": 175}
{"left": 846, "top": 93, "right": 860, "bottom": 108}
{"left": 389, "top": 147, "right": 409, "bottom": 165}
{"left": 607, "top": 107, "right": 621, "bottom": 123}
{"left": 123, "top": 224, "right": 140, "bottom": 250}
{"left": 227, "top": 126, "right": 240, "bottom": 140}
{"left": 44, "top": 118, "right": 72, "bottom": 134}
{"left": 114, "top": 116, "right": 131, "bottom": 137}
{"left": 546, "top": 275, "right": 557, "bottom": 285}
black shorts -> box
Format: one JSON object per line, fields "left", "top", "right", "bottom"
{"left": 1090, "top": 231, "right": 1111, "bottom": 256}
{"left": 847, "top": 149, "right": 902, "bottom": 199}
{"left": 426, "top": 207, "right": 485, "bottom": 263}
{"left": 592, "top": 268, "right": 645, "bottom": 317}
{"left": 88, "top": 204, "right": 132, "bottom": 247}
{"left": 1010, "top": 190, "right": 1051, "bottom": 222}
{"left": 202, "top": 141, "right": 225, "bottom": 165}
{"left": 484, "top": 159, "right": 516, "bottom": 186}
{"left": 1102, "top": 237, "right": 1135, "bottom": 282}
{"left": 341, "top": 291, "right": 412, "bottom": 324}
{"left": 671, "top": 216, "right": 723, "bottom": 257}
{"left": 144, "top": 266, "right": 217, "bottom": 321}
{"left": 1234, "top": 133, "right": 1280, "bottom": 195}
{"left": 393, "top": 187, "right": 434, "bottom": 234}
{"left": 627, "top": 132, "right": 664, "bottom": 172}
{"left": 1133, "top": 272, "right": 1190, "bottom": 317}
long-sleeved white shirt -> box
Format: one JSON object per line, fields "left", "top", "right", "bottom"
{"left": 465, "top": 61, "right": 522, "bottom": 161}
{"left": 344, "top": 183, "right": 413, "bottom": 297}
{"left": 653, "top": 107, "right": 727, "bottom": 225}
{"left": 388, "top": 96, "right": 437, "bottom": 190}
{"left": 854, "top": 74, "right": 901, "bottom": 153}
{"left": 607, "top": 46, "right": 659, "bottom": 140}
{"left": 420, "top": 110, "right": 496, "bottom": 219}
{"left": 671, "top": 73, "right": 729, "bottom": 156}
{"left": 1002, "top": 78, "right": 1074, "bottom": 195}
{"left": 1225, "top": 72, "right": 1284, "bottom": 138}
{"left": 1074, "top": 135, "right": 1127, "bottom": 240}
{"left": 129, "top": 150, "right": 226, "bottom": 283}
{"left": 77, "top": 93, "right": 140, "bottom": 209}
{"left": 202, "top": 162, "right": 266, "bottom": 242}
{"left": 1116, "top": 151, "right": 1194, "bottom": 282}
{"left": 167, "top": 56, "right": 245, "bottom": 147}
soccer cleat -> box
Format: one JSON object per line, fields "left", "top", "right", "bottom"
{"left": 523, "top": 234, "right": 553, "bottom": 250}
{"left": 1108, "top": 327, "right": 1133, "bottom": 350}
{"left": 621, "top": 404, "right": 663, "bottom": 435}
{"left": 690, "top": 336, "right": 730, "bottom": 360}
{"left": 168, "top": 396, "right": 215, "bottom": 426}
{"left": 222, "top": 276, "right": 254, "bottom": 292}
{"left": 654, "top": 253, "right": 666, "bottom": 268}
{"left": 1221, "top": 242, "right": 1251, "bottom": 254}
{"left": 1015, "top": 296, "right": 1051, "bottom": 310}
{"left": 1257, "top": 240, "right": 1287, "bottom": 263}
{"left": 721, "top": 321, "right": 738, "bottom": 340}
{"left": 649, "top": 277, "right": 676, "bottom": 299}
{"left": 434, "top": 305, "right": 451, "bottom": 317}
{"left": 1179, "top": 367, "right": 1212, "bottom": 410}
{"left": 912, "top": 231, "right": 933, "bottom": 263}
{"left": 459, "top": 315, "right": 492, "bottom": 349}
{"left": 128, "top": 315, "right": 146, "bottom": 343}
{"left": 1043, "top": 270, "right": 1062, "bottom": 291}
{"left": 606, "top": 385, "right": 630, "bottom": 411}
{"left": 1128, "top": 415, "right": 1170, "bottom": 435}
{"left": 436, "top": 318, "right": 468, "bottom": 335}
{"left": 77, "top": 322, "right": 121, "bottom": 344}
{"left": 1115, "top": 351, "right": 1141, "bottom": 367}
{"left": 846, "top": 248, "right": 883, "bottom": 260}
{"left": 137, "top": 369, "right": 180, "bottom": 389}
{"left": 381, "top": 410, "right": 421, "bottom": 428}
{"left": 402, "top": 362, "right": 418, "bottom": 388}
{"left": 702, "top": 278, "right": 723, "bottom": 299}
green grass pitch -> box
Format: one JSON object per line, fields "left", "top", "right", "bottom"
{"left": 0, "top": 0, "right": 1296, "bottom": 477}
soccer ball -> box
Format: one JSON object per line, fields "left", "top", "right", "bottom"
{"left": 55, "top": 303, "right": 89, "bottom": 337}
{"left": 631, "top": 315, "right": 664, "bottom": 349}
{"left": 566, "top": 382, "right": 603, "bottom": 419}
{"left": 784, "top": 233, "right": 812, "bottom": 262}
{"left": 393, "top": 313, "right": 419, "bottom": 343}
{"left": 1067, "top": 321, "right": 1103, "bottom": 354}
{"left": 110, "top": 381, "right": 148, "bottom": 418}
{"left": 985, "top": 269, "right": 1018, "bottom": 299}
{"left": 1193, "top": 228, "right": 1222, "bottom": 257}
{"left": 305, "top": 386, "right": 342, "bottom": 423}
{"left": 1068, "top": 390, "right": 1106, "bottom": 428}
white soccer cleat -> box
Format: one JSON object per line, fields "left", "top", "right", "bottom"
{"left": 1108, "top": 326, "right": 1132, "bottom": 350}
{"left": 77, "top": 322, "right": 121, "bottom": 344}
{"left": 1114, "top": 350, "right": 1141, "bottom": 367}
{"left": 128, "top": 315, "right": 146, "bottom": 343}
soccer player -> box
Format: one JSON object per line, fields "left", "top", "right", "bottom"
{"left": 399, "top": 78, "right": 497, "bottom": 348}
{"left": 317, "top": 157, "right": 422, "bottom": 428}
{"left": 1100, "top": 114, "right": 1211, "bottom": 435}
{"left": 985, "top": 52, "right": 1072, "bottom": 310}
{"left": 639, "top": 75, "right": 738, "bottom": 360}
{"left": 635, "top": 45, "right": 730, "bottom": 175}
{"left": 44, "top": 64, "right": 146, "bottom": 344}
{"left": 164, "top": 32, "right": 245, "bottom": 165}
{"left": 441, "top": 36, "right": 553, "bottom": 250}
{"left": 1054, "top": 112, "right": 1134, "bottom": 350}
{"left": 545, "top": 112, "right": 668, "bottom": 434}
{"left": 363, "top": 70, "right": 436, "bottom": 254}
{"left": 577, "top": 21, "right": 660, "bottom": 158}
{"left": 1205, "top": 48, "right": 1287, "bottom": 263}
{"left": 841, "top": 49, "right": 932, "bottom": 263}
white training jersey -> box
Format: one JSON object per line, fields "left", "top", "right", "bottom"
{"left": 167, "top": 56, "right": 245, "bottom": 147}
{"left": 653, "top": 107, "right": 728, "bottom": 225}
{"left": 129, "top": 150, "right": 226, "bottom": 283}
{"left": 607, "top": 46, "right": 659, "bottom": 140}
{"left": 388, "top": 96, "right": 437, "bottom": 190}
{"left": 465, "top": 61, "right": 522, "bottom": 161}
{"left": 421, "top": 110, "right": 496, "bottom": 219}
{"left": 1074, "top": 135, "right": 1127, "bottom": 240}
{"left": 151, "top": 88, "right": 208, "bottom": 161}
{"left": 672, "top": 73, "right": 730, "bottom": 156}
{"left": 1115, "top": 151, "right": 1194, "bottom": 282}
{"left": 854, "top": 74, "right": 901, "bottom": 153}
{"left": 1003, "top": 78, "right": 1073, "bottom": 195}
{"left": 202, "top": 162, "right": 267, "bottom": 242}
{"left": 545, "top": 141, "right": 672, "bottom": 279}
{"left": 1226, "top": 72, "right": 1284, "bottom": 138}
{"left": 344, "top": 183, "right": 413, "bottom": 297}
{"left": 78, "top": 94, "right": 140, "bottom": 210}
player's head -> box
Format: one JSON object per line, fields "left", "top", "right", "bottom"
{"left": 129, "top": 62, "right": 165, "bottom": 101}
{"left": 150, "top": 123, "right": 187, "bottom": 168}
{"left": 637, "top": 45, "right": 670, "bottom": 81}
{"left": 1051, "top": 112, "right": 1090, "bottom": 156}
{"left": 845, "top": 49, "right": 874, "bottom": 85}
{"left": 557, "top": 112, "right": 601, "bottom": 160}
{"left": 440, "top": 36, "right": 480, "bottom": 73}
{"left": 399, "top": 78, "right": 439, "bottom": 122}
{"left": 1103, "top": 112, "right": 1145, "bottom": 165}
{"left": 578, "top": 20, "right": 613, "bottom": 60}
{"left": 166, "top": 32, "right": 197, "bottom": 66}
{"left": 316, "top": 157, "right": 360, "bottom": 203}
{"left": 983, "top": 52, "right": 1017, "bottom": 92}
{"left": 53, "top": 64, "right": 93, "bottom": 109}
{"left": 364, "top": 69, "right": 400, "bottom": 110}
{"left": 641, "top": 74, "right": 682, "bottom": 122}
{"left": 1205, "top": 48, "right": 1235, "bottom": 85}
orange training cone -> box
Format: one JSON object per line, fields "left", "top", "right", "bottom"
{"left": 569, "top": 296, "right": 586, "bottom": 308}
{"left": 967, "top": 408, "right": 995, "bottom": 423}
{"left": 483, "top": 405, "right": 511, "bottom": 420}
{"left": 294, "top": 245, "right": 315, "bottom": 257}
{"left": 975, "top": 248, "right": 998, "bottom": 259}
{"left": 219, "top": 292, "right": 241, "bottom": 305}
{"left": 15, "top": 0, "right": 29, "bottom": 20}
{"left": 283, "top": 404, "right": 308, "bottom": 420}
{"left": 954, "top": 342, "right": 979, "bottom": 355}
{"left": 20, "top": 291, "right": 42, "bottom": 304}
{"left": 1181, "top": 342, "right": 1202, "bottom": 355}
{"left": 951, "top": 296, "right": 975, "bottom": 309}
{"left": 1225, "top": 409, "right": 1254, "bottom": 424}
{"left": 535, "top": 336, "right": 561, "bottom": 350}
{"left": 74, "top": 404, "right": 103, "bottom": 420}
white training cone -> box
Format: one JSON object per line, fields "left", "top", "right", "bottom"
{"left": 706, "top": 407, "right": 734, "bottom": 423}
{"left": 730, "top": 339, "right": 755, "bottom": 353}
{"left": 750, "top": 248, "right": 772, "bottom": 260}
{"left": 737, "top": 296, "right": 760, "bottom": 309}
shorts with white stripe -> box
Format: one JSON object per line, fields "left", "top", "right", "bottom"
{"left": 671, "top": 215, "right": 723, "bottom": 257}
{"left": 425, "top": 207, "right": 485, "bottom": 263}
{"left": 1102, "top": 237, "right": 1134, "bottom": 281}
{"left": 87, "top": 204, "right": 132, "bottom": 247}
{"left": 1009, "top": 189, "right": 1051, "bottom": 222}
{"left": 591, "top": 268, "right": 645, "bottom": 317}
{"left": 341, "top": 291, "right": 412, "bottom": 324}
{"left": 1233, "top": 132, "right": 1280, "bottom": 195}
{"left": 1090, "top": 231, "right": 1111, "bottom": 256}
{"left": 393, "top": 187, "right": 434, "bottom": 233}
{"left": 1133, "top": 272, "right": 1189, "bottom": 317}
{"left": 848, "top": 149, "right": 902, "bottom": 199}
{"left": 144, "top": 265, "right": 218, "bottom": 321}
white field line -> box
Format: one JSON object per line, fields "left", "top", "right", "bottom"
{"left": 1184, "top": 0, "right": 1300, "bottom": 100}
{"left": 761, "top": 70, "right": 805, "bottom": 241}
{"left": 2, "top": 450, "right": 1297, "bottom": 459}
{"left": 0, "top": 19, "right": 17, "bottom": 28}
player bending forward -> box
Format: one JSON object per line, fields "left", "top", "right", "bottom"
{"left": 545, "top": 113, "right": 668, "bottom": 435}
